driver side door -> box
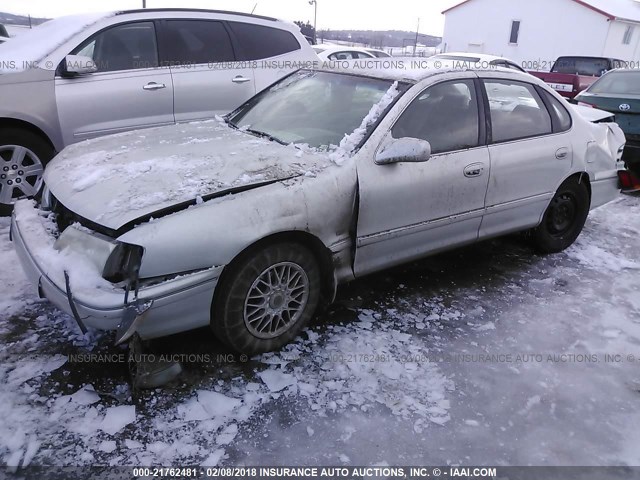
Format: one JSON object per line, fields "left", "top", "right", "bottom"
{"left": 354, "top": 76, "right": 491, "bottom": 276}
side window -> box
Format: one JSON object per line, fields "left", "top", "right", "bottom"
{"left": 539, "top": 89, "right": 572, "bottom": 133}
{"left": 392, "top": 80, "right": 480, "bottom": 154}
{"left": 72, "top": 22, "right": 158, "bottom": 72}
{"left": 484, "top": 80, "right": 552, "bottom": 143}
{"left": 229, "top": 22, "right": 300, "bottom": 60}
{"left": 329, "top": 51, "right": 361, "bottom": 60}
{"left": 163, "top": 20, "right": 234, "bottom": 65}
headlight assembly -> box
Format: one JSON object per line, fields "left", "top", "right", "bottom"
{"left": 102, "top": 242, "right": 144, "bottom": 284}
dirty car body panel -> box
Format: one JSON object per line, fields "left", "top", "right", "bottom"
{"left": 11, "top": 62, "right": 626, "bottom": 345}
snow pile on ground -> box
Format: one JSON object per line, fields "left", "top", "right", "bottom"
{"left": 257, "top": 309, "right": 453, "bottom": 427}
{"left": 0, "top": 220, "right": 34, "bottom": 317}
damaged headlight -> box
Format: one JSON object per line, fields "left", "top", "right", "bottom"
{"left": 102, "top": 242, "right": 144, "bottom": 284}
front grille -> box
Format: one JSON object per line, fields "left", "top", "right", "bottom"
{"left": 49, "top": 194, "right": 118, "bottom": 239}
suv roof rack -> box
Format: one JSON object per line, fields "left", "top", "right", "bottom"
{"left": 116, "top": 8, "right": 278, "bottom": 22}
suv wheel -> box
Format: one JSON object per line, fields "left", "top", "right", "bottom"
{"left": 0, "top": 129, "right": 54, "bottom": 216}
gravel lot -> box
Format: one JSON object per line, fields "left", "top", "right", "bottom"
{"left": 1, "top": 194, "right": 639, "bottom": 473}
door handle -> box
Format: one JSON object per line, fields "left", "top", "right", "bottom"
{"left": 232, "top": 76, "right": 251, "bottom": 84}
{"left": 143, "top": 82, "right": 166, "bottom": 91}
{"left": 464, "top": 163, "right": 485, "bottom": 178}
{"left": 556, "top": 147, "right": 569, "bottom": 160}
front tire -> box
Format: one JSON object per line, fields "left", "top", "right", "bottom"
{"left": 212, "top": 243, "right": 322, "bottom": 354}
{"left": 0, "top": 129, "right": 54, "bottom": 216}
{"left": 532, "top": 178, "right": 590, "bottom": 254}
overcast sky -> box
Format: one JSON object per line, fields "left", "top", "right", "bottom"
{"left": 1, "top": 0, "right": 460, "bottom": 35}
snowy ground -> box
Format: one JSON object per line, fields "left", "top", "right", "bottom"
{"left": 1, "top": 194, "right": 640, "bottom": 473}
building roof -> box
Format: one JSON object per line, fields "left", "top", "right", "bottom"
{"left": 443, "top": 0, "right": 640, "bottom": 23}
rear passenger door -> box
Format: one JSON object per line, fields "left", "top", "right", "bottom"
{"left": 479, "top": 76, "right": 574, "bottom": 238}
{"left": 160, "top": 20, "right": 255, "bottom": 122}
{"left": 229, "top": 21, "right": 304, "bottom": 93}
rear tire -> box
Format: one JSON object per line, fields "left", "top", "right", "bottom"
{"left": 0, "top": 129, "right": 54, "bottom": 216}
{"left": 532, "top": 178, "right": 590, "bottom": 254}
{"left": 212, "top": 243, "right": 322, "bottom": 354}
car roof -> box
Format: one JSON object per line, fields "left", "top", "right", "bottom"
{"left": 314, "top": 59, "right": 529, "bottom": 83}
{"left": 434, "top": 52, "right": 513, "bottom": 63}
{"left": 318, "top": 46, "right": 375, "bottom": 53}
{"left": 116, "top": 8, "right": 278, "bottom": 22}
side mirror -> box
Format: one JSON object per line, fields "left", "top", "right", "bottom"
{"left": 61, "top": 55, "right": 97, "bottom": 77}
{"left": 375, "top": 137, "right": 432, "bottom": 165}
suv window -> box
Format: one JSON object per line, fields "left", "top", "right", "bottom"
{"left": 73, "top": 22, "right": 158, "bottom": 72}
{"left": 484, "top": 80, "right": 552, "bottom": 143}
{"left": 229, "top": 22, "right": 300, "bottom": 60}
{"left": 392, "top": 80, "right": 480, "bottom": 154}
{"left": 163, "top": 20, "right": 234, "bottom": 65}
{"left": 539, "top": 89, "right": 572, "bottom": 133}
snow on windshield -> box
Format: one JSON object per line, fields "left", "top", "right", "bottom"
{"left": 329, "top": 81, "right": 401, "bottom": 165}
{"left": 0, "top": 12, "right": 112, "bottom": 73}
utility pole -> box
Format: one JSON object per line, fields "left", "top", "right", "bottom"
{"left": 413, "top": 18, "right": 419, "bottom": 57}
{"left": 142, "top": 0, "right": 146, "bottom": 8}
{"left": 309, "top": 0, "right": 318, "bottom": 44}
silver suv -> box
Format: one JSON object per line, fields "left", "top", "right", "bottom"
{"left": 0, "top": 9, "right": 318, "bottom": 214}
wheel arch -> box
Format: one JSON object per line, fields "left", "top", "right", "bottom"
{"left": 211, "top": 230, "right": 337, "bottom": 317}
{"left": 536, "top": 172, "right": 592, "bottom": 227}
{"left": 562, "top": 171, "right": 592, "bottom": 202}
{"left": 0, "top": 117, "right": 56, "bottom": 152}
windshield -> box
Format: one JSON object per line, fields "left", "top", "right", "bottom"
{"left": 0, "top": 13, "right": 110, "bottom": 73}
{"left": 552, "top": 57, "right": 610, "bottom": 76}
{"left": 589, "top": 71, "right": 640, "bottom": 95}
{"left": 229, "top": 71, "right": 406, "bottom": 148}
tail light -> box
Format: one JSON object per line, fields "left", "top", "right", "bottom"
{"left": 618, "top": 170, "right": 640, "bottom": 191}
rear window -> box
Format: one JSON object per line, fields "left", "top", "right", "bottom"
{"left": 229, "top": 22, "right": 300, "bottom": 60}
{"left": 552, "top": 57, "right": 610, "bottom": 76}
{"left": 589, "top": 71, "right": 640, "bottom": 95}
{"left": 539, "top": 89, "right": 572, "bottom": 132}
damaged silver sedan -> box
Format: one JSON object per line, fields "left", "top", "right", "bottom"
{"left": 11, "top": 63, "right": 631, "bottom": 354}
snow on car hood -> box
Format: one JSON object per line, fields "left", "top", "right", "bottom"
{"left": 44, "top": 119, "right": 333, "bottom": 232}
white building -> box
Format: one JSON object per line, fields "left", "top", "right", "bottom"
{"left": 441, "top": 0, "right": 640, "bottom": 68}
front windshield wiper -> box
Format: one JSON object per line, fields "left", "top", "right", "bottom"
{"left": 243, "top": 128, "right": 287, "bottom": 146}
{"left": 225, "top": 119, "right": 286, "bottom": 145}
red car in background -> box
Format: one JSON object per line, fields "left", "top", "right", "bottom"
{"left": 529, "top": 56, "right": 626, "bottom": 100}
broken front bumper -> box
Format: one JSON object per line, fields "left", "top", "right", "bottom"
{"left": 10, "top": 202, "right": 223, "bottom": 340}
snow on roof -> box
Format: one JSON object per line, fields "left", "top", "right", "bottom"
{"left": 443, "top": 0, "right": 640, "bottom": 23}
{"left": 0, "top": 12, "right": 113, "bottom": 73}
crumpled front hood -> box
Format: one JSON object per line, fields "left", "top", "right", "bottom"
{"left": 44, "top": 119, "right": 333, "bottom": 232}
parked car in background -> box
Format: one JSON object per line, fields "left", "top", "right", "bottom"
{"left": 575, "top": 69, "right": 640, "bottom": 176}
{"left": 366, "top": 48, "right": 391, "bottom": 58}
{"left": 314, "top": 45, "right": 379, "bottom": 60}
{"left": 529, "top": 56, "right": 625, "bottom": 100}
{"left": 12, "top": 62, "right": 629, "bottom": 356}
{"left": 0, "top": 8, "right": 317, "bottom": 214}
{"left": 431, "top": 52, "right": 526, "bottom": 72}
